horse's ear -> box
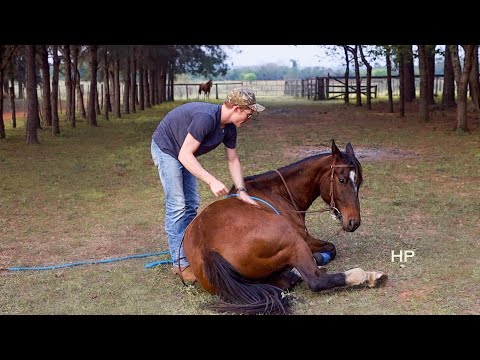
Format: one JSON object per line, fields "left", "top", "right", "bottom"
{"left": 346, "top": 142, "right": 355, "bottom": 157}
{"left": 331, "top": 139, "right": 342, "bottom": 158}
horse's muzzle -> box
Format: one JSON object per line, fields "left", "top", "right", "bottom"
{"left": 343, "top": 217, "right": 360, "bottom": 232}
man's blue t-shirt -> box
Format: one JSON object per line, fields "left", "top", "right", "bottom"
{"left": 152, "top": 102, "right": 237, "bottom": 159}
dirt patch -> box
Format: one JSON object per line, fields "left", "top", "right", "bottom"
{"left": 266, "top": 108, "right": 328, "bottom": 117}
{"left": 2, "top": 111, "right": 25, "bottom": 120}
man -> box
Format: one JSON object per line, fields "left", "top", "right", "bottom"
{"left": 151, "top": 87, "right": 265, "bottom": 283}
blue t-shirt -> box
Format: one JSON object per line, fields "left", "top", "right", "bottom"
{"left": 152, "top": 102, "right": 237, "bottom": 159}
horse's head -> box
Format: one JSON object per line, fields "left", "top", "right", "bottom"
{"left": 328, "top": 140, "right": 363, "bottom": 232}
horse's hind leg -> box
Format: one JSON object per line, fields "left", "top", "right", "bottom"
{"left": 296, "top": 265, "right": 387, "bottom": 292}
{"left": 266, "top": 269, "right": 302, "bottom": 290}
{"left": 292, "top": 244, "right": 387, "bottom": 291}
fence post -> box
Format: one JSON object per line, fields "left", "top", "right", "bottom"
{"left": 318, "top": 78, "right": 325, "bottom": 100}
{"left": 215, "top": 84, "right": 218, "bottom": 99}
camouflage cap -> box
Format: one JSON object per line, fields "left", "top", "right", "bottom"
{"left": 226, "top": 88, "right": 265, "bottom": 112}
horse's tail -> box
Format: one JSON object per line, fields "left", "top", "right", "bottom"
{"left": 203, "top": 250, "right": 292, "bottom": 315}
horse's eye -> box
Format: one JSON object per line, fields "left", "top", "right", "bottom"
{"left": 339, "top": 177, "right": 346, "bottom": 183}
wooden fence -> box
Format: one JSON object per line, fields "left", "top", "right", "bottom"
{"left": 173, "top": 80, "right": 288, "bottom": 100}
{"left": 285, "top": 75, "right": 446, "bottom": 101}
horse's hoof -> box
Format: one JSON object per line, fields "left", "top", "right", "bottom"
{"left": 291, "top": 267, "right": 302, "bottom": 278}
{"left": 366, "top": 271, "right": 388, "bottom": 288}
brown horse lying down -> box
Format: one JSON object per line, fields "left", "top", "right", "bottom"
{"left": 183, "top": 140, "right": 387, "bottom": 314}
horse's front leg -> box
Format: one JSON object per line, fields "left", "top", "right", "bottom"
{"left": 304, "top": 234, "right": 337, "bottom": 265}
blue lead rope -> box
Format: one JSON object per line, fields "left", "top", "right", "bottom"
{"left": 7, "top": 251, "right": 170, "bottom": 272}
{"left": 226, "top": 194, "right": 280, "bottom": 215}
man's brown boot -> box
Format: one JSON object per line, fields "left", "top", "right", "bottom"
{"left": 172, "top": 265, "right": 197, "bottom": 283}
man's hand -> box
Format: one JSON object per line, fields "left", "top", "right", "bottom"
{"left": 209, "top": 179, "right": 229, "bottom": 196}
{"left": 237, "top": 190, "right": 260, "bottom": 207}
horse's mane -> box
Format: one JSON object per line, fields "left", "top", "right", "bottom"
{"left": 245, "top": 152, "right": 330, "bottom": 183}
{"left": 244, "top": 151, "right": 362, "bottom": 184}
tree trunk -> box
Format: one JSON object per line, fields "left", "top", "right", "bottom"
{"left": 426, "top": 45, "right": 436, "bottom": 105}
{"left": 148, "top": 70, "right": 157, "bottom": 106}
{"left": 386, "top": 46, "right": 394, "bottom": 113}
{"left": 95, "top": 84, "right": 101, "bottom": 115}
{"left": 130, "top": 47, "right": 136, "bottom": 113}
{"left": 442, "top": 44, "right": 456, "bottom": 108}
{"left": 10, "top": 77, "right": 16, "bottom": 128}
{"left": 88, "top": 45, "right": 98, "bottom": 127}
{"left": 76, "top": 68, "right": 86, "bottom": 118}
{"left": 144, "top": 68, "right": 151, "bottom": 108}
{"left": 103, "top": 46, "right": 110, "bottom": 120}
{"left": 352, "top": 46, "right": 362, "bottom": 107}
{"left": 109, "top": 69, "right": 114, "bottom": 112}
{"left": 343, "top": 46, "right": 349, "bottom": 104}
{"left": 403, "top": 46, "right": 416, "bottom": 102}
{"left": 359, "top": 46, "right": 372, "bottom": 110}
{"left": 17, "top": 54, "right": 24, "bottom": 99}
{"left": 0, "top": 67, "right": 4, "bottom": 139}
{"left": 63, "top": 45, "right": 74, "bottom": 127}
{"left": 139, "top": 66, "right": 145, "bottom": 110}
{"left": 418, "top": 45, "right": 429, "bottom": 122}
{"left": 25, "top": 45, "right": 40, "bottom": 144}
{"left": 468, "top": 45, "right": 480, "bottom": 112}
{"left": 167, "top": 66, "right": 173, "bottom": 102}
{"left": 451, "top": 45, "right": 474, "bottom": 132}
{"left": 51, "top": 45, "right": 60, "bottom": 135}
{"left": 71, "top": 46, "right": 79, "bottom": 123}
{"left": 123, "top": 54, "right": 130, "bottom": 114}
{"left": 398, "top": 50, "right": 405, "bottom": 117}
{"left": 113, "top": 56, "right": 121, "bottom": 118}
{"left": 39, "top": 45, "right": 52, "bottom": 126}
{"left": 159, "top": 63, "right": 168, "bottom": 101}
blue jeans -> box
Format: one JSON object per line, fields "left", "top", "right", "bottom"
{"left": 151, "top": 139, "right": 200, "bottom": 268}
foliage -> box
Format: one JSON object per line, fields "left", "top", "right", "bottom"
{"left": 219, "top": 63, "right": 343, "bottom": 81}
{"left": 240, "top": 72, "right": 257, "bottom": 81}
{"left": 174, "top": 45, "right": 228, "bottom": 78}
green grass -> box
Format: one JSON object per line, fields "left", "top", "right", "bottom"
{"left": 1, "top": 98, "right": 479, "bottom": 315}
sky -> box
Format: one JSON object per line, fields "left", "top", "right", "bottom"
{"left": 223, "top": 45, "right": 341, "bottom": 69}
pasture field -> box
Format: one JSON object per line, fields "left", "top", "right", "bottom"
{"left": 1, "top": 97, "right": 479, "bottom": 315}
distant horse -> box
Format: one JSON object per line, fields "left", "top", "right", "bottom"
{"left": 198, "top": 80, "right": 213, "bottom": 100}
{"left": 183, "top": 140, "right": 387, "bottom": 315}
